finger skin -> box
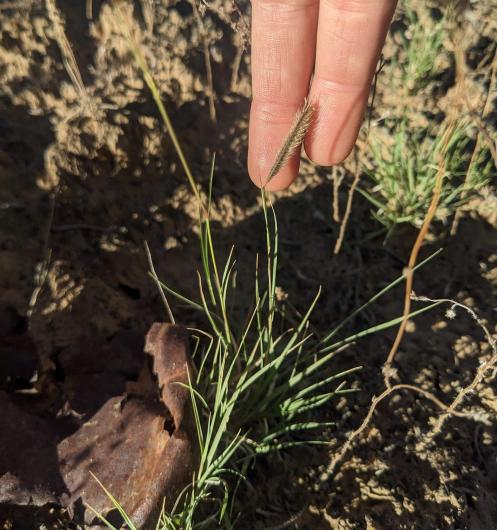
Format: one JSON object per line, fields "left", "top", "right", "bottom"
{"left": 248, "top": 0, "right": 319, "bottom": 190}
{"left": 304, "top": 0, "right": 397, "bottom": 166}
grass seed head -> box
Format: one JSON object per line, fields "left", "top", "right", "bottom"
{"left": 265, "top": 100, "right": 315, "bottom": 185}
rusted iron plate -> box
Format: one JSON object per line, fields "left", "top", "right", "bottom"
{"left": 0, "top": 323, "right": 197, "bottom": 528}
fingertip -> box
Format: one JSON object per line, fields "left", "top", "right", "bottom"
{"left": 248, "top": 151, "right": 300, "bottom": 191}
{"left": 248, "top": 101, "right": 301, "bottom": 191}
{"left": 303, "top": 80, "right": 367, "bottom": 167}
{"left": 304, "top": 134, "right": 355, "bottom": 167}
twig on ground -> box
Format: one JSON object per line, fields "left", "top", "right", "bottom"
{"left": 326, "top": 291, "right": 496, "bottom": 476}
{"left": 325, "top": 382, "right": 471, "bottom": 477}
{"left": 334, "top": 151, "right": 361, "bottom": 255}
{"left": 331, "top": 165, "right": 345, "bottom": 223}
{"left": 115, "top": 4, "right": 204, "bottom": 209}
{"left": 382, "top": 118, "right": 457, "bottom": 387}
{"left": 230, "top": 39, "right": 244, "bottom": 93}
{"left": 329, "top": 67, "right": 466, "bottom": 472}
{"left": 451, "top": 43, "right": 497, "bottom": 235}
{"left": 366, "top": 55, "right": 386, "bottom": 139}
{"left": 86, "top": 0, "right": 92, "bottom": 19}
{"left": 141, "top": 0, "right": 155, "bottom": 35}
{"left": 411, "top": 294, "right": 497, "bottom": 448}
{"left": 46, "top": 0, "right": 91, "bottom": 111}
{"left": 190, "top": 0, "right": 216, "bottom": 123}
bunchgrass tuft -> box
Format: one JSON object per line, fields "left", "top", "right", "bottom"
{"left": 359, "top": 120, "right": 495, "bottom": 235}
{"left": 396, "top": 3, "right": 448, "bottom": 93}
{"left": 149, "top": 169, "right": 361, "bottom": 527}
{"left": 91, "top": 168, "right": 442, "bottom": 528}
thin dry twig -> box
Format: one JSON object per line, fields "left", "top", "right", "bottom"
{"left": 114, "top": 5, "right": 204, "bottom": 210}
{"left": 382, "top": 118, "right": 457, "bottom": 387}
{"left": 326, "top": 382, "right": 471, "bottom": 477}
{"left": 230, "top": 40, "right": 244, "bottom": 93}
{"left": 265, "top": 100, "right": 315, "bottom": 185}
{"left": 334, "top": 151, "right": 361, "bottom": 255}
{"left": 327, "top": 290, "right": 496, "bottom": 475}
{"left": 329, "top": 65, "right": 465, "bottom": 471}
{"left": 190, "top": 0, "right": 217, "bottom": 123}
{"left": 141, "top": 0, "right": 155, "bottom": 35}
{"left": 331, "top": 165, "right": 346, "bottom": 223}
{"left": 470, "top": 115, "right": 497, "bottom": 166}
{"left": 366, "top": 55, "right": 386, "bottom": 139}
{"left": 86, "top": 0, "right": 92, "bottom": 19}
{"left": 200, "top": 0, "right": 249, "bottom": 49}
{"left": 45, "top": 0, "right": 90, "bottom": 108}
{"left": 451, "top": 45, "right": 497, "bottom": 235}
{"left": 411, "top": 294, "right": 497, "bottom": 447}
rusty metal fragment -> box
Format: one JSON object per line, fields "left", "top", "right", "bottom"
{"left": 0, "top": 322, "right": 197, "bottom": 529}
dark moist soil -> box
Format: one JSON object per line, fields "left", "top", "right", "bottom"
{"left": 1, "top": 1, "right": 497, "bottom": 529}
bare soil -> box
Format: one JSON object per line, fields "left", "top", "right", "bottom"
{"left": 0, "top": 1, "right": 496, "bottom": 529}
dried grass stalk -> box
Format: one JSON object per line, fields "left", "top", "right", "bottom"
{"left": 45, "top": 0, "right": 89, "bottom": 105}
{"left": 265, "top": 100, "right": 315, "bottom": 184}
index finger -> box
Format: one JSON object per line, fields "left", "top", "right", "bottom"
{"left": 248, "top": 0, "right": 319, "bottom": 191}
{"left": 304, "top": 0, "right": 397, "bottom": 165}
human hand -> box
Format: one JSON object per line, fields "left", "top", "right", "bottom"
{"left": 248, "top": 0, "right": 397, "bottom": 191}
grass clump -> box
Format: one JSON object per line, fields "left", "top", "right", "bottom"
{"left": 151, "top": 178, "right": 361, "bottom": 528}
{"left": 396, "top": 3, "right": 447, "bottom": 93}
{"left": 92, "top": 169, "right": 441, "bottom": 528}
{"left": 359, "top": 120, "right": 495, "bottom": 234}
